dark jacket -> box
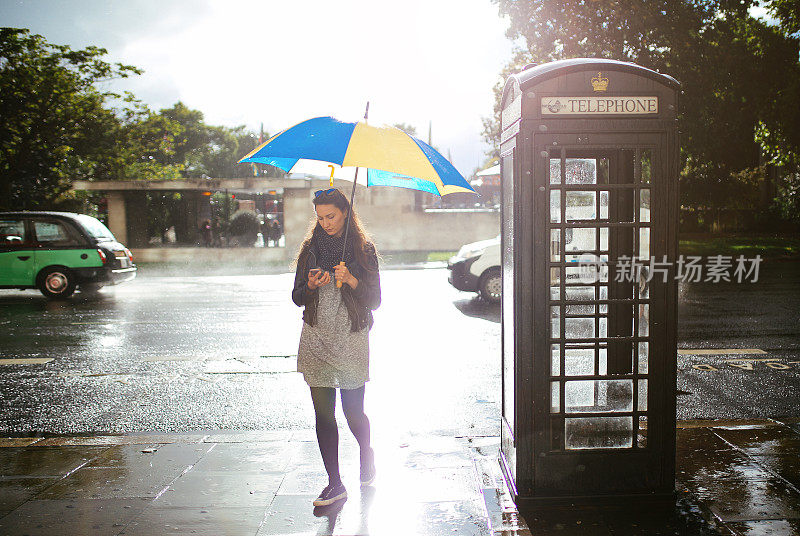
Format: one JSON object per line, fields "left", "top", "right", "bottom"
{"left": 292, "top": 238, "right": 381, "bottom": 332}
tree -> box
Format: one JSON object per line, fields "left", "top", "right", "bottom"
{"left": 0, "top": 28, "right": 142, "bottom": 210}
{"left": 765, "top": 0, "right": 800, "bottom": 34}
{"left": 487, "top": 1, "right": 800, "bottom": 219}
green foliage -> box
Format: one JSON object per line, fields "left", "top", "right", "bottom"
{"left": 0, "top": 28, "right": 281, "bottom": 213}
{"left": 0, "top": 28, "right": 141, "bottom": 210}
{"left": 487, "top": 1, "right": 800, "bottom": 225}
{"left": 228, "top": 211, "right": 261, "bottom": 246}
{"left": 774, "top": 171, "right": 800, "bottom": 223}
{"left": 765, "top": 0, "right": 800, "bottom": 34}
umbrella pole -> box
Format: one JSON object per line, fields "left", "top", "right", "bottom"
{"left": 337, "top": 102, "right": 370, "bottom": 288}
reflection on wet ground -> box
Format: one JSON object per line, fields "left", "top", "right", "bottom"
{"left": 452, "top": 297, "right": 500, "bottom": 323}
{"left": 1, "top": 420, "right": 799, "bottom": 535}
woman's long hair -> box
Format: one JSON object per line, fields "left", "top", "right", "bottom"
{"left": 293, "top": 188, "right": 379, "bottom": 271}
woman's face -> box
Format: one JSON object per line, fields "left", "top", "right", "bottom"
{"left": 315, "top": 204, "right": 347, "bottom": 237}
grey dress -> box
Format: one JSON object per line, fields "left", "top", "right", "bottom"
{"left": 297, "top": 280, "right": 369, "bottom": 389}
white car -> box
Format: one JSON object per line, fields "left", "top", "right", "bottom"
{"left": 447, "top": 235, "right": 501, "bottom": 303}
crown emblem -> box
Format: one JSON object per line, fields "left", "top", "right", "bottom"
{"left": 591, "top": 72, "right": 609, "bottom": 92}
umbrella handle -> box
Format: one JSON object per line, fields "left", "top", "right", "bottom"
{"left": 335, "top": 261, "right": 345, "bottom": 288}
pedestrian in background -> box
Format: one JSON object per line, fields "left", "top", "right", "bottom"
{"left": 291, "top": 188, "right": 380, "bottom": 507}
{"left": 199, "top": 219, "right": 212, "bottom": 247}
{"left": 269, "top": 218, "right": 282, "bottom": 247}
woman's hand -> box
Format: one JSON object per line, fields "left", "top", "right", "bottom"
{"left": 334, "top": 263, "right": 358, "bottom": 289}
{"left": 307, "top": 269, "right": 331, "bottom": 290}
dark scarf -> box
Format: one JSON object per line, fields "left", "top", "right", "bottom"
{"left": 312, "top": 227, "right": 355, "bottom": 272}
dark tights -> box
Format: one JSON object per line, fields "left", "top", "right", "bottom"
{"left": 310, "top": 386, "right": 371, "bottom": 486}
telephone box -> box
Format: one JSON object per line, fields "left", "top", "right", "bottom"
{"left": 499, "top": 59, "right": 680, "bottom": 503}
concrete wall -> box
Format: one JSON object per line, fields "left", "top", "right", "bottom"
{"left": 131, "top": 247, "right": 286, "bottom": 264}
{"left": 287, "top": 179, "right": 500, "bottom": 256}
{"left": 80, "top": 177, "right": 500, "bottom": 262}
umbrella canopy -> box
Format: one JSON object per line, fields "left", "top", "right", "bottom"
{"left": 238, "top": 116, "right": 475, "bottom": 196}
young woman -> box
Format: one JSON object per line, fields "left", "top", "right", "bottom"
{"left": 292, "top": 188, "right": 380, "bottom": 507}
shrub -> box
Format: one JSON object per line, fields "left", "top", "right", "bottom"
{"left": 228, "top": 211, "right": 260, "bottom": 246}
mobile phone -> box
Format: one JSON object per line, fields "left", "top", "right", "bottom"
{"left": 309, "top": 268, "right": 322, "bottom": 278}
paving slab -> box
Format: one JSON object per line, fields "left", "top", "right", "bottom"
{"left": 0, "top": 498, "right": 152, "bottom": 536}
{"left": 0, "top": 477, "right": 61, "bottom": 517}
{"left": 154, "top": 469, "right": 284, "bottom": 507}
{"left": 750, "top": 454, "right": 800, "bottom": 489}
{"left": 713, "top": 425, "right": 800, "bottom": 456}
{"left": 36, "top": 466, "right": 176, "bottom": 500}
{"left": 191, "top": 441, "right": 294, "bottom": 473}
{"left": 676, "top": 426, "right": 735, "bottom": 454}
{"left": 120, "top": 505, "right": 267, "bottom": 536}
{"left": 257, "top": 493, "right": 347, "bottom": 535}
{"left": 0, "top": 445, "right": 106, "bottom": 477}
{"left": 726, "top": 519, "right": 800, "bottom": 535}
{"left": 201, "top": 430, "right": 292, "bottom": 443}
{"left": 86, "top": 442, "right": 212, "bottom": 470}
{"left": 2, "top": 422, "right": 799, "bottom": 535}
{"left": 677, "top": 449, "right": 775, "bottom": 482}
{"left": 682, "top": 477, "right": 800, "bottom": 523}
{"left": 0, "top": 437, "right": 44, "bottom": 447}
{"left": 35, "top": 434, "right": 206, "bottom": 446}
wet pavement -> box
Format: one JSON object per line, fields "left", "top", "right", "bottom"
{"left": 0, "top": 264, "right": 798, "bottom": 434}
{"left": 0, "top": 262, "right": 798, "bottom": 534}
{"left": 1, "top": 418, "right": 799, "bottom": 535}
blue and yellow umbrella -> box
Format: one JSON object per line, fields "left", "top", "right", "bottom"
{"left": 238, "top": 112, "right": 475, "bottom": 286}
{"left": 238, "top": 116, "right": 475, "bottom": 196}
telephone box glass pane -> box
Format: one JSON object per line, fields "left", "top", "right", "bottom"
{"left": 551, "top": 285, "right": 561, "bottom": 300}
{"left": 639, "top": 189, "right": 651, "bottom": 222}
{"left": 565, "top": 227, "right": 596, "bottom": 254}
{"left": 639, "top": 305, "right": 649, "bottom": 336}
{"left": 551, "top": 306, "right": 561, "bottom": 338}
{"left": 551, "top": 382, "right": 561, "bottom": 412}
{"left": 566, "top": 303, "right": 595, "bottom": 315}
{"left": 566, "top": 191, "right": 596, "bottom": 221}
{"left": 640, "top": 149, "right": 652, "bottom": 183}
{"left": 638, "top": 342, "right": 649, "bottom": 374}
{"left": 565, "top": 318, "right": 594, "bottom": 339}
{"left": 639, "top": 273, "right": 650, "bottom": 298}
{"left": 639, "top": 227, "right": 650, "bottom": 260}
{"left": 550, "top": 190, "right": 561, "bottom": 222}
{"left": 600, "top": 191, "right": 609, "bottom": 219}
{"left": 565, "top": 348, "right": 594, "bottom": 376}
{"left": 599, "top": 348, "right": 608, "bottom": 375}
{"left": 550, "top": 229, "right": 561, "bottom": 261}
{"left": 565, "top": 417, "right": 633, "bottom": 449}
{"left": 551, "top": 267, "right": 560, "bottom": 285}
{"left": 551, "top": 344, "right": 561, "bottom": 376}
{"left": 567, "top": 264, "right": 608, "bottom": 283}
{"left": 550, "top": 158, "right": 562, "bottom": 184}
{"left": 565, "top": 158, "right": 597, "bottom": 184}
{"left": 638, "top": 379, "right": 648, "bottom": 411}
{"left": 638, "top": 416, "right": 648, "bottom": 448}
{"left": 565, "top": 286, "right": 594, "bottom": 301}
{"left": 501, "top": 152, "right": 514, "bottom": 435}
{"left": 565, "top": 380, "right": 633, "bottom": 413}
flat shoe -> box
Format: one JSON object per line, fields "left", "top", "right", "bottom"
{"left": 313, "top": 482, "right": 347, "bottom": 506}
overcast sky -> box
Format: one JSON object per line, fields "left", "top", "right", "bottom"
{"left": 1, "top": 0, "right": 515, "bottom": 176}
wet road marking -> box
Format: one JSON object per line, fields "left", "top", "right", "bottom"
{"left": 679, "top": 348, "right": 766, "bottom": 355}
{"left": 722, "top": 358, "right": 778, "bottom": 362}
{"left": 0, "top": 358, "right": 54, "bottom": 365}
{"left": 690, "top": 358, "right": 797, "bottom": 372}
{"left": 141, "top": 356, "right": 198, "bottom": 362}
